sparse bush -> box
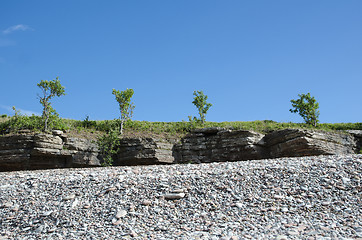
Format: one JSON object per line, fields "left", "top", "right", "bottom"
{"left": 97, "top": 120, "right": 121, "bottom": 166}
{"left": 0, "top": 107, "right": 42, "bottom": 133}
{"left": 82, "top": 115, "right": 97, "bottom": 129}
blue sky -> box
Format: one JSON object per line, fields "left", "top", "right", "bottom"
{"left": 1, "top": 1, "right": 361, "bottom": 123}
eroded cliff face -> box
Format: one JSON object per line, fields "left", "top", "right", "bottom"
{"left": 263, "top": 129, "right": 358, "bottom": 158}
{"left": 115, "top": 138, "right": 175, "bottom": 165}
{"left": 0, "top": 128, "right": 361, "bottom": 171}
{"left": 173, "top": 128, "right": 359, "bottom": 164}
{"left": 172, "top": 128, "right": 267, "bottom": 163}
{"left": 0, "top": 131, "right": 101, "bottom": 171}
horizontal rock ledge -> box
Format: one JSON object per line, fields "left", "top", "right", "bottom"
{"left": 0, "top": 128, "right": 360, "bottom": 171}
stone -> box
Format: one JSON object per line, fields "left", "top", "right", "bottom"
{"left": 281, "top": 207, "right": 289, "bottom": 212}
{"left": 105, "top": 187, "right": 117, "bottom": 193}
{"left": 48, "top": 228, "right": 57, "bottom": 233}
{"left": 52, "top": 130, "right": 64, "bottom": 136}
{"left": 83, "top": 204, "right": 91, "bottom": 209}
{"left": 71, "top": 199, "right": 79, "bottom": 209}
{"left": 274, "top": 194, "right": 285, "bottom": 199}
{"left": 34, "top": 225, "right": 44, "bottom": 233}
{"left": 235, "top": 202, "right": 243, "bottom": 208}
{"left": 42, "top": 211, "right": 53, "bottom": 216}
{"left": 269, "top": 207, "right": 277, "bottom": 211}
{"left": 34, "top": 133, "right": 62, "bottom": 145}
{"left": 116, "top": 209, "right": 127, "bottom": 218}
{"left": 63, "top": 194, "right": 76, "bottom": 201}
{"left": 163, "top": 193, "right": 185, "bottom": 200}
{"left": 142, "top": 200, "right": 152, "bottom": 206}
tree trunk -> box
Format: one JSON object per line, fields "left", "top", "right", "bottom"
{"left": 120, "top": 119, "right": 124, "bottom": 135}
{"left": 44, "top": 112, "right": 49, "bottom": 132}
{"left": 43, "top": 103, "right": 49, "bottom": 132}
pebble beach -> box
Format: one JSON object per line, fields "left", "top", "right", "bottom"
{"left": 0, "top": 154, "right": 361, "bottom": 240}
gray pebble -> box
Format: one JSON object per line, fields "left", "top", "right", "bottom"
{"left": 0, "top": 154, "right": 360, "bottom": 239}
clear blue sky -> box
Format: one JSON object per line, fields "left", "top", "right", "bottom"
{"left": 1, "top": 1, "right": 361, "bottom": 123}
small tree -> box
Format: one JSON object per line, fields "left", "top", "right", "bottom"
{"left": 192, "top": 90, "right": 212, "bottom": 124}
{"left": 289, "top": 92, "right": 320, "bottom": 127}
{"left": 97, "top": 123, "right": 121, "bottom": 167}
{"left": 112, "top": 88, "right": 135, "bottom": 135}
{"left": 37, "top": 77, "right": 65, "bottom": 132}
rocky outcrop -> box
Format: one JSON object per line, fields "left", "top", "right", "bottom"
{"left": 0, "top": 131, "right": 101, "bottom": 172}
{"left": 0, "top": 128, "right": 360, "bottom": 171}
{"left": 346, "top": 130, "right": 362, "bottom": 152}
{"left": 116, "top": 138, "right": 174, "bottom": 165}
{"left": 0, "top": 132, "right": 175, "bottom": 171}
{"left": 173, "top": 128, "right": 359, "bottom": 163}
{"left": 0, "top": 134, "right": 34, "bottom": 171}
{"left": 173, "top": 128, "right": 267, "bottom": 163}
{"left": 63, "top": 137, "right": 101, "bottom": 167}
{"left": 263, "top": 129, "right": 358, "bottom": 158}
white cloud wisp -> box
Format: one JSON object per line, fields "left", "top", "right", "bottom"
{"left": 2, "top": 24, "right": 33, "bottom": 35}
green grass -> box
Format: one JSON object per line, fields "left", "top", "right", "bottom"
{"left": 1, "top": 114, "right": 361, "bottom": 138}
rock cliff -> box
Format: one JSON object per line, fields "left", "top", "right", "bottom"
{"left": 115, "top": 138, "right": 174, "bottom": 165}
{"left": 173, "top": 128, "right": 359, "bottom": 163}
{"left": 263, "top": 129, "right": 358, "bottom": 158}
{"left": 0, "top": 128, "right": 360, "bottom": 171}
{"left": 173, "top": 128, "right": 267, "bottom": 163}
{"left": 0, "top": 131, "right": 101, "bottom": 171}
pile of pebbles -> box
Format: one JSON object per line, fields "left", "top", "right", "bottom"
{"left": 0, "top": 154, "right": 361, "bottom": 240}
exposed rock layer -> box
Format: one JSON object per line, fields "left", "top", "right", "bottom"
{"left": 173, "top": 128, "right": 359, "bottom": 163}
{"left": 116, "top": 138, "right": 174, "bottom": 165}
{"left": 0, "top": 128, "right": 360, "bottom": 171}
{"left": 263, "top": 129, "right": 358, "bottom": 158}
{"left": 0, "top": 131, "right": 101, "bottom": 171}
{"left": 173, "top": 129, "right": 267, "bottom": 163}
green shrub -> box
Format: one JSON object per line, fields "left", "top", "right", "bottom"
{"left": 290, "top": 93, "right": 320, "bottom": 127}
{"left": 97, "top": 121, "right": 122, "bottom": 166}
{"left": 82, "top": 115, "right": 97, "bottom": 129}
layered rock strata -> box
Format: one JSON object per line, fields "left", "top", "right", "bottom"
{"left": 0, "top": 131, "right": 101, "bottom": 171}
{"left": 115, "top": 138, "right": 174, "bottom": 165}
{"left": 172, "top": 128, "right": 359, "bottom": 163}
{"left": 0, "top": 128, "right": 360, "bottom": 171}
{"left": 346, "top": 130, "right": 362, "bottom": 152}
{"left": 263, "top": 129, "right": 358, "bottom": 158}
{"left": 173, "top": 128, "right": 267, "bottom": 163}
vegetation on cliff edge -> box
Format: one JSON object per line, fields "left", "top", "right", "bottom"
{"left": 0, "top": 114, "right": 361, "bottom": 140}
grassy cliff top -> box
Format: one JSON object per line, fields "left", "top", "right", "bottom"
{"left": 1, "top": 114, "right": 361, "bottom": 140}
